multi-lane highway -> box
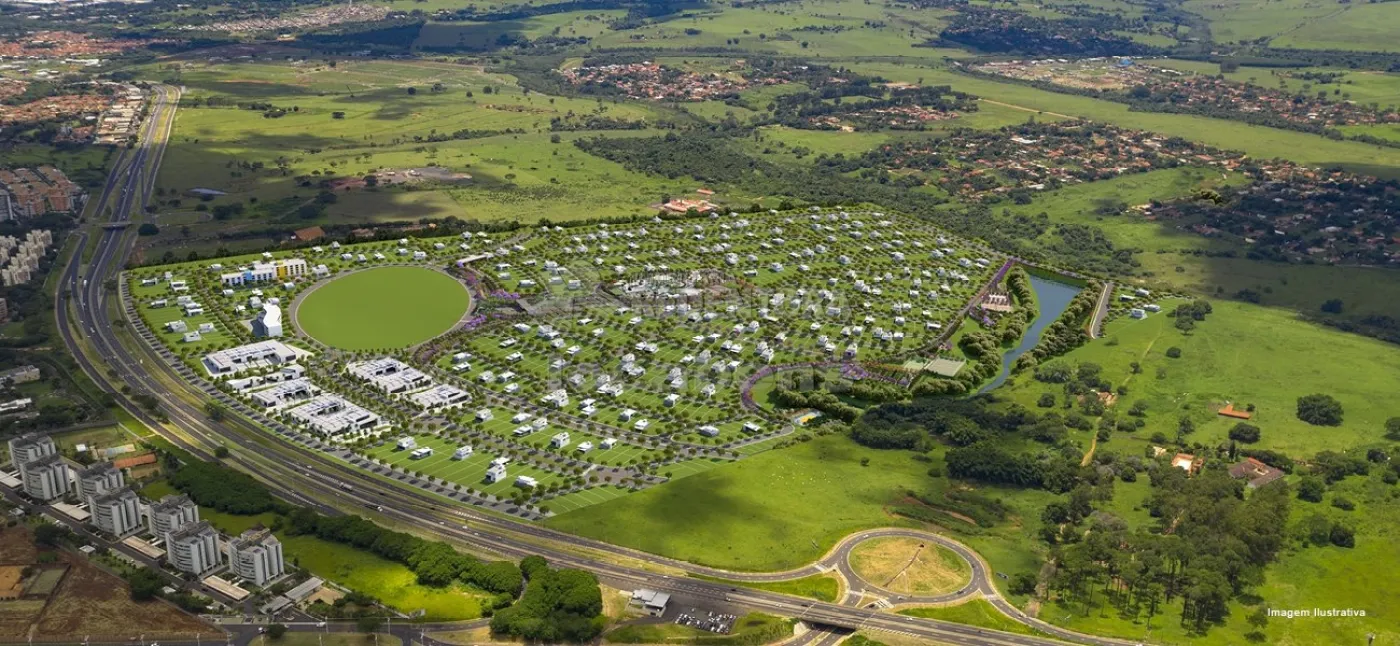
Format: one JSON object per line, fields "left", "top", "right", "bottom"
{"left": 54, "top": 85, "right": 1141, "bottom": 646}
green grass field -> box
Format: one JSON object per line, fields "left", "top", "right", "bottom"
{"left": 692, "top": 573, "right": 841, "bottom": 603}
{"left": 545, "top": 432, "right": 1054, "bottom": 580}
{"left": 1269, "top": 2, "right": 1400, "bottom": 51}
{"left": 296, "top": 266, "right": 471, "bottom": 349}
{"left": 545, "top": 434, "right": 932, "bottom": 571}
{"left": 899, "top": 599, "right": 1044, "bottom": 636}
{"left": 283, "top": 535, "right": 489, "bottom": 621}
{"left": 997, "top": 300, "right": 1400, "bottom": 456}
{"left": 139, "top": 479, "right": 486, "bottom": 620}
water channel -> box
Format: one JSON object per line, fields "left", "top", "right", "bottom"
{"left": 978, "top": 274, "right": 1083, "bottom": 394}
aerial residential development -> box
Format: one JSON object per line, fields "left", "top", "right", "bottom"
{"left": 3, "top": 0, "right": 1400, "bottom": 644}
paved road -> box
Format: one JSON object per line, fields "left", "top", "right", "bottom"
{"left": 54, "top": 87, "right": 1147, "bottom": 646}
{"left": 1088, "top": 281, "right": 1114, "bottom": 339}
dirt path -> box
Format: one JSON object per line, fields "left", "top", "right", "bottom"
{"left": 882, "top": 543, "right": 928, "bottom": 588}
{"left": 979, "top": 98, "right": 1076, "bottom": 120}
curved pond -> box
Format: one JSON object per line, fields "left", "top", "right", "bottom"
{"left": 978, "top": 275, "right": 1083, "bottom": 394}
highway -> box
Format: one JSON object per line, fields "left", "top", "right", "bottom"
{"left": 53, "top": 86, "right": 1142, "bottom": 646}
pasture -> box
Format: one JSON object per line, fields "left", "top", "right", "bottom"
{"left": 997, "top": 300, "right": 1400, "bottom": 456}
{"left": 296, "top": 266, "right": 471, "bottom": 349}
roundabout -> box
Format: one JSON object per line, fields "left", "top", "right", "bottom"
{"left": 292, "top": 265, "right": 472, "bottom": 350}
{"left": 846, "top": 535, "right": 972, "bottom": 597}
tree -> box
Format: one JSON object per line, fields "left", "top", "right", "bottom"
{"left": 1246, "top": 606, "right": 1269, "bottom": 641}
{"left": 204, "top": 401, "right": 226, "bottom": 421}
{"left": 1385, "top": 417, "right": 1400, "bottom": 441}
{"left": 33, "top": 524, "right": 69, "bottom": 547}
{"left": 1009, "top": 572, "right": 1038, "bottom": 596}
{"left": 1320, "top": 299, "right": 1344, "bottom": 314}
{"left": 1297, "top": 476, "right": 1326, "bottom": 503}
{"left": 1177, "top": 416, "right": 1196, "bottom": 438}
{"left": 356, "top": 616, "right": 383, "bottom": 633}
{"left": 213, "top": 445, "right": 230, "bottom": 458}
{"left": 137, "top": 223, "right": 160, "bottom": 236}
{"left": 1329, "top": 523, "right": 1356, "bottom": 548}
{"left": 1296, "top": 394, "right": 1344, "bottom": 426}
{"left": 125, "top": 567, "right": 164, "bottom": 601}
{"left": 1165, "top": 347, "right": 1182, "bottom": 358}
{"left": 266, "top": 624, "right": 288, "bottom": 640}
{"left": 1228, "top": 423, "right": 1261, "bottom": 443}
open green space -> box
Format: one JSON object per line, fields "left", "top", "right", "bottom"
{"left": 1269, "top": 2, "right": 1400, "bottom": 51}
{"left": 546, "top": 432, "right": 1053, "bottom": 580}
{"left": 296, "top": 266, "right": 471, "bottom": 349}
{"left": 898, "top": 599, "right": 1043, "bottom": 636}
{"left": 692, "top": 573, "right": 841, "bottom": 603}
{"left": 283, "top": 535, "right": 489, "bottom": 621}
{"left": 998, "top": 300, "right": 1400, "bottom": 456}
{"left": 546, "top": 434, "right": 931, "bottom": 571}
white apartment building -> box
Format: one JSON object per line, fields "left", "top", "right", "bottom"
{"left": 91, "top": 487, "right": 143, "bottom": 537}
{"left": 147, "top": 494, "right": 200, "bottom": 540}
{"left": 227, "top": 528, "right": 285, "bottom": 587}
{"left": 21, "top": 453, "right": 70, "bottom": 501}
{"left": 7, "top": 433, "right": 56, "bottom": 479}
{"left": 76, "top": 461, "right": 124, "bottom": 504}
{"left": 168, "top": 521, "right": 222, "bottom": 575}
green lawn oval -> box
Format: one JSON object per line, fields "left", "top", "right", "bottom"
{"left": 296, "top": 266, "right": 470, "bottom": 350}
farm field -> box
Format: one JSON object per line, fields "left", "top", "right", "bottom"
{"left": 1269, "top": 2, "right": 1400, "bottom": 51}
{"left": 997, "top": 299, "right": 1400, "bottom": 456}
{"left": 142, "top": 56, "right": 699, "bottom": 257}
{"left": 1182, "top": 0, "right": 1344, "bottom": 44}
{"left": 296, "top": 266, "right": 472, "bottom": 349}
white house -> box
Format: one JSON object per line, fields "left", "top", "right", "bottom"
{"left": 253, "top": 303, "right": 283, "bottom": 338}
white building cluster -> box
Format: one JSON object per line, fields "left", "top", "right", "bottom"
{"left": 1, "top": 432, "right": 289, "bottom": 587}
{"left": 347, "top": 357, "right": 469, "bottom": 411}
{"left": 219, "top": 258, "right": 308, "bottom": 286}
{"left": 202, "top": 340, "right": 302, "bottom": 377}
{"left": 0, "top": 229, "right": 54, "bottom": 286}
